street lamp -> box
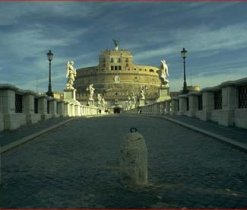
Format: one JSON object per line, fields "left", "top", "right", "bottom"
{"left": 46, "top": 50, "right": 54, "bottom": 97}
{"left": 181, "top": 48, "right": 188, "bottom": 94}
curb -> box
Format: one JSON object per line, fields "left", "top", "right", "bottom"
{"left": 126, "top": 114, "right": 247, "bottom": 152}
{"left": 161, "top": 115, "right": 247, "bottom": 152}
{"left": 0, "top": 118, "right": 74, "bottom": 154}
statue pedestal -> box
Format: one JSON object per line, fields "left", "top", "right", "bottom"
{"left": 156, "top": 86, "right": 171, "bottom": 102}
{"left": 64, "top": 89, "right": 76, "bottom": 101}
{"left": 87, "top": 100, "right": 94, "bottom": 106}
{"left": 139, "top": 99, "right": 145, "bottom": 107}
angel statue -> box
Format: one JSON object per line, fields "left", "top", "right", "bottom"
{"left": 140, "top": 85, "right": 147, "bottom": 100}
{"left": 160, "top": 59, "right": 169, "bottom": 85}
{"left": 113, "top": 39, "right": 119, "bottom": 51}
{"left": 86, "top": 84, "right": 95, "bottom": 101}
{"left": 66, "top": 61, "right": 77, "bottom": 90}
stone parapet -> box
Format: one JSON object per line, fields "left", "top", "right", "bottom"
{"left": 0, "top": 84, "right": 101, "bottom": 132}
{"left": 124, "top": 77, "right": 247, "bottom": 129}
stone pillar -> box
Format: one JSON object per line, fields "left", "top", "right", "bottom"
{"left": 170, "top": 99, "right": 179, "bottom": 115}
{"left": 201, "top": 90, "right": 214, "bottom": 121}
{"left": 81, "top": 106, "right": 84, "bottom": 116}
{"left": 71, "top": 104, "right": 75, "bottom": 116}
{"left": 64, "top": 102, "right": 69, "bottom": 117}
{"left": 222, "top": 86, "right": 237, "bottom": 110}
{"left": 0, "top": 85, "right": 26, "bottom": 129}
{"left": 178, "top": 96, "right": 187, "bottom": 115}
{"left": 188, "top": 94, "right": 198, "bottom": 117}
{"left": 0, "top": 85, "right": 17, "bottom": 114}
{"left": 120, "top": 128, "right": 148, "bottom": 187}
{"left": 23, "top": 91, "right": 37, "bottom": 124}
{"left": 0, "top": 84, "right": 18, "bottom": 130}
{"left": 38, "top": 95, "right": 48, "bottom": 120}
{"left": 219, "top": 85, "right": 237, "bottom": 126}
{"left": 75, "top": 104, "right": 80, "bottom": 116}
{"left": 57, "top": 101, "right": 65, "bottom": 117}
{"left": 165, "top": 100, "right": 171, "bottom": 114}
{"left": 49, "top": 99, "right": 58, "bottom": 117}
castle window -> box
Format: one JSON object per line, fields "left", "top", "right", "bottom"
{"left": 149, "top": 69, "right": 154, "bottom": 72}
{"left": 119, "top": 66, "right": 122, "bottom": 70}
{"left": 111, "top": 66, "right": 114, "bottom": 70}
{"left": 111, "top": 58, "right": 114, "bottom": 63}
{"left": 115, "top": 66, "right": 118, "bottom": 70}
{"left": 118, "top": 58, "right": 121, "bottom": 63}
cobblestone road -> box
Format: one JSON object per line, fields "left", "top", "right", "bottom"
{"left": 1, "top": 115, "right": 247, "bottom": 208}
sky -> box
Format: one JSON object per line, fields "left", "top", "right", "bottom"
{"left": 0, "top": 1, "right": 247, "bottom": 93}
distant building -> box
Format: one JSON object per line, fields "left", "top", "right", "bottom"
{"left": 74, "top": 44, "right": 163, "bottom": 110}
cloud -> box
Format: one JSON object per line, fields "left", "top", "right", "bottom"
{"left": 0, "top": 2, "right": 247, "bottom": 94}
{"left": 170, "top": 69, "right": 245, "bottom": 92}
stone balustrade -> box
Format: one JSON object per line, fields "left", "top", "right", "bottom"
{"left": 0, "top": 84, "right": 99, "bottom": 131}
{"left": 126, "top": 77, "right": 247, "bottom": 129}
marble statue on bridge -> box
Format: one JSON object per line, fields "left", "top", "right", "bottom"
{"left": 159, "top": 59, "right": 169, "bottom": 86}
{"left": 66, "top": 61, "right": 77, "bottom": 90}
{"left": 87, "top": 84, "right": 95, "bottom": 101}
{"left": 140, "top": 86, "right": 146, "bottom": 100}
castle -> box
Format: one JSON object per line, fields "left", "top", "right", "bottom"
{"left": 74, "top": 42, "right": 165, "bottom": 111}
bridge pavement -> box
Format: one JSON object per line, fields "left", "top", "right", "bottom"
{"left": 1, "top": 115, "right": 247, "bottom": 208}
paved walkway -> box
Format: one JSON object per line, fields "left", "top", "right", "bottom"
{"left": 144, "top": 114, "right": 247, "bottom": 151}
{"left": 1, "top": 115, "right": 247, "bottom": 208}
{"left": 0, "top": 117, "right": 71, "bottom": 147}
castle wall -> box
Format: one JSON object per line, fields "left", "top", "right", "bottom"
{"left": 74, "top": 48, "right": 162, "bottom": 104}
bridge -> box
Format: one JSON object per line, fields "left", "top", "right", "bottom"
{"left": 1, "top": 113, "right": 247, "bottom": 208}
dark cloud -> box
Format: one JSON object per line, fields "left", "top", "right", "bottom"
{"left": 0, "top": 2, "right": 247, "bottom": 92}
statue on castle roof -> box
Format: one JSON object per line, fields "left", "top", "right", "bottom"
{"left": 113, "top": 39, "right": 119, "bottom": 51}
{"left": 66, "top": 61, "right": 77, "bottom": 90}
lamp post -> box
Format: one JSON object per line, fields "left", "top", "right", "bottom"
{"left": 46, "top": 50, "right": 54, "bottom": 97}
{"left": 181, "top": 48, "right": 188, "bottom": 94}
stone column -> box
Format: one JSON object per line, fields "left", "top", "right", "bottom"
{"left": 0, "top": 84, "right": 18, "bottom": 130}
{"left": 178, "top": 96, "right": 187, "bottom": 115}
{"left": 170, "top": 98, "right": 179, "bottom": 115}
{"left": 75, "top": 104, "right": 80, "bottom": 116}
{"left": 165, "top": 100, "right": 171, "bottom": 114}
{"left": 219, "top": 84, "right": 237, "bottom": 126}
{"left": 222, "top": 85, "right": 237, "bottom": 110}
{"left": 158, "top": 103, "right": 163, "bottom": 114}
{"left": 38, "top": 95, "right": 48, "bottom": 120}
{"left": 23, "top": 91, "right": 37, "bottom": 124}
{"left": 57, "top": 101, "right": 65, "bottom": 117}
{"left": 48, "top": 99, "right": 58, "bottom": 117}
{"left": 188, "top": 94, "right": 198, "bottom": 117}
{"left": 72, "top": 104, "right": 76, "bottom": 116}
{"left": 64, "top": 102, "right": 69, "bottom": 117}
{"left": 201, "top": 90, "right": 214, "bottom": 121}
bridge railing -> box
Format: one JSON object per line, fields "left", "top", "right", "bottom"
{"left": 0, "top": 84, "right": 99, "bottom": 131}
{"left": 126, "top": 77, "right": 247, "bottom": 129}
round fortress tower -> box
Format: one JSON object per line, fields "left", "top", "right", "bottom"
{"left": 74, "top": 43, "right": 163, "bottom": 107}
